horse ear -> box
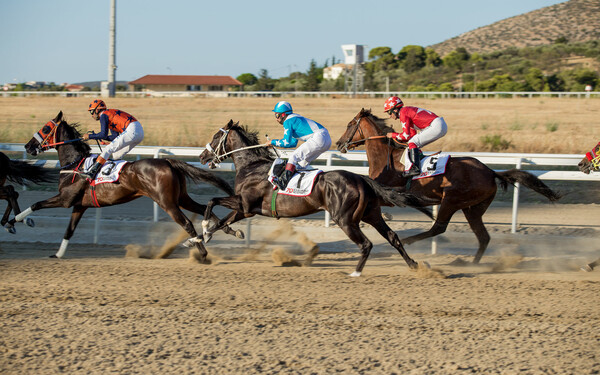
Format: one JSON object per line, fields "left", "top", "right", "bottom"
{"left": 227, "top": 119, "right": 234, "bottom": 127}
{"left": 54, "top": 111, "right": 63, "bottom": 122}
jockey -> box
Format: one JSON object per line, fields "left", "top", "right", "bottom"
{"left": 81, "top": 99, "right": 144, "bottom": 180}
{"left": 265, "top": 101, "right": 332, "bottom": 190}
{"left": 384, "top": 96, "right": 448, "bottom": 177}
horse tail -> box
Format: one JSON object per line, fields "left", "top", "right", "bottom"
{"left": 360, "top": 175, "right": 433, "bottom": 219}
{"left": 165, "top": 159, "right": 234, "bottom": 195}
{"left": 494, "top": 169, "right": 561, "bottom": 202}
{"left": 6, "top": 159, "right": 56, "bottom": 186}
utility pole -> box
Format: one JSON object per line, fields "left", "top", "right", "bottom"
{"left": 108, "top": 0, "right": 117, "bottom": 97}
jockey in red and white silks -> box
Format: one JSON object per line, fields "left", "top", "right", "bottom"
{"left": 383, "top": 96, "right": 447, "bottom": 177}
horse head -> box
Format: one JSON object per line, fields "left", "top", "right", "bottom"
{"left": 578, "top": 142, "right": 600, "bottom": 174}
{"left": 25, "top": 112, "right": 91, "bottom": 162}
{"left": 200, "top": 120, "right": 237, "bottom": 168}
{"left": 336, "top": 108, "right": 393, "bottom": 153}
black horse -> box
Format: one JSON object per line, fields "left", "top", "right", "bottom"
{"left": 198, "top": 120, "right": 433, "bottom": 277}
{"left": 9, "top": 111, "right": 241, "bottom": 259}
{"left": 0, "top": 151, "right": 56, "bottom": 233}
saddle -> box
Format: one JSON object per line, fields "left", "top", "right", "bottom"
{"left": 267, "top": 158, "right": 322, "bottom": 196}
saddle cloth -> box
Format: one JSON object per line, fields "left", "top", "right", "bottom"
{"left": 403, "top": 152, "right": 451, "bottom": 180}
{"left": 268, "top": 158, "right": 323, "bottom": 197}
{"left": 83, "top": 155, "right": 128, "bottom": 184}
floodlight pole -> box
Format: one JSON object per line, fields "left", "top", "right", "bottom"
{"left": 108, "top": 0, "right": 117, "bottom": 97}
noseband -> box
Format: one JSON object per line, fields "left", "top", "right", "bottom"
{"left": 204, "top": 128, "right": 230, "bottom": 166}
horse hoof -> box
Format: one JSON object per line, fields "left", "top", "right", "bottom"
{"left": 25, "top": 218, "right": 35, "bottom": 227}
{"left": 235, "top": 230, "right": 245, "bottom": 239}
{"left": 49, "top": 255, "right": 58, "bottom": 258}
{"left": 580, "top": 264, "right": 594, "bottom": 272}
{"left": 182, "top": 237, "right": 202, "bottom": 248}
{"left": 5, "top": 226, "right": 16, "bottom": 234}
{"left": 349, "top": 271, "right": 362, "bottom": 277}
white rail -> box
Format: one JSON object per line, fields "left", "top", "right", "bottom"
{"left": 1, "top": 143, "right": 597, "bottom": 242}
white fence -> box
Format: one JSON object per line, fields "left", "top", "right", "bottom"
{"left": 2, "top": 90, "right": 599, "bottom": 99}
{"left": 1, "top": 143, "right": 598, "bottom": 243}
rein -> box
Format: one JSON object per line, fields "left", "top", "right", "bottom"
{"left": 205, "top": 128, "right": 272, "bottom": 166}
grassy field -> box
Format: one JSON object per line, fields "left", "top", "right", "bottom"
{"left": 0, "top": 96, "right": 598, "bottom": 154}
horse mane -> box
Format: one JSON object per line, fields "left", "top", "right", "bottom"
{"left": 58, "top": 120, "right": 92, "bottom": 157}
{"left": 229, "top": 121, "right": 275, "bottom": 161}
{"left": 360, "top": 108, "right": 405, "bottom": 150}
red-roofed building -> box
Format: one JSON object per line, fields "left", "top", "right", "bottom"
{"left": 128, "top": 75, "right": 242, "bottom": 92}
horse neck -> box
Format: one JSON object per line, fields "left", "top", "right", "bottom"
{"left": 56, "top": 144, "right": 86, "bottom": 169}
{"left": 360, "top": 119, "right": 405, "bottom": 179}
{"left": 228, "top": 135, "right": 267, "bottom": 172}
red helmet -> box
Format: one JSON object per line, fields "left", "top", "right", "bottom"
{"left": 88, "top": 99, "right": 107, "bottom": 114}
{"left": 383, "top": 96, "right": 403, "bottom": 113}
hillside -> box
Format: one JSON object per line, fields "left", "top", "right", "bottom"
{"left": 429, "top": 0, "right": 600, "bottom": 56}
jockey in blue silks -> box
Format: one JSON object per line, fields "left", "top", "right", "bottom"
{"left": 265, "top": 101, "right": 332, "bottom": 191}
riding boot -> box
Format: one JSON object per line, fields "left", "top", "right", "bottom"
{"left": 81, "top": 158, "right": 105, "bottom": 181}
{"left": 405, "top": 148, "right": 422, "bottom": 177}
{"left": 276, "top": 163, "right": 296, "bottom": 190}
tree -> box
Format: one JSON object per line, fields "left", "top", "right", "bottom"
{"left": 302, "top": 60, "right": 321, "bottom": 91}
{"left": 524, "top": 68, "right": 545, "bottom": 91}
{"left": 255, "top": 69, "right": 274, "bottom": 91}
{"left": 442, "top": 47, "right": 470, "bottom": 72}
{"left": 425, "top": 48, "right": 442, "bottom": 67}
{"left": 236, "top": 73, "right": 258, "bottom": 87}
{"left": 397, "top": 45, "right": 426, "bottom": 73}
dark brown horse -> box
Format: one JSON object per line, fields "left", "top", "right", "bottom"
{"left": 336, "top": 108, "right": 562, "bottom": 263}
{"left": 198, "top": 120, "right": 433, "bottom": 277}
{"left": 0, "top": 151, "right": 56, "bottom": 233}
{"left": 578, "top": 142, "right": 600, "bottom": 174}
{"left": 9, "top": 111, "right": 241, "bottom": 259}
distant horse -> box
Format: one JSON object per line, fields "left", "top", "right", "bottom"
{"left": 9, "top": 111, "right": 241, "bottom": 260}
{"left": 336, "top": 108, "right": 562, "bottom": 263}
{"left": 198, "top": 120, "right": 433, "bottom": 277}
{"left": 578, "top": 142, "right": 600, "bottom": 174}
{"left": 0, "top": 151, "right": 56, "bottom": 233}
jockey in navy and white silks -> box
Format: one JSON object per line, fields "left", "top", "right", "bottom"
{"left": 267, "top": 101, "right": 332, "bottom": 190}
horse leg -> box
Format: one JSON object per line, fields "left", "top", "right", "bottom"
{"left": 336, "top": 222, "right": 375, "bottom": 277}
{"left": 462, "top": 195, "right": 495, "bottom": 264}
{"left": 401, "top": 202, "right": 456, "bottom": 245}
{"left": 53, "top": 206, "right": 88, "bottom": 258}
{"left": 362, "top": 208, "right": 419, "bottom": 271}
{"left": 178, "top": 193, "right": 244, "bottom": 240}
{"left": 159, "top": 203, "right": 210, "bottom": 262}
{"left": 202, "top": 196, "right": 246, "bottom": 242}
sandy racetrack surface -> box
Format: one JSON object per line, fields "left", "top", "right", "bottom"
{"left": 1, "top": 197, "right": 599, "bottom": 373}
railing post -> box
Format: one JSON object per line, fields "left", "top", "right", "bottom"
{"left": 94, "top": 208, "right": 102, "bottom": 244}
{"left": 431, "top": 205, "right": 439, "bottom": 254}
{"left": 324, "top": 153, "right": 333, "bottom": 227}
{"left": 511, "top": 158, "right": 523, "bottom": 234}
{"left": 153, "top": 149, "right": 161, "bottom": 222}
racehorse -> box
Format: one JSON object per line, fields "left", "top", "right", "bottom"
{"left": 9, "top": 111, "right": 242, "bottom": 260}
{"left": 578, "top": 141, "right": 600, "bottom": 174}
{"left": 198, "top": 120, "right": 433, "bottom": 277}
{"left": 0, "top": 151, "right": 56, "bottom": 233}
{"left": 336, "top": 108, "right": 562, "bottom": 263}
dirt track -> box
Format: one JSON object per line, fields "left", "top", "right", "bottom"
{"left": 1, "top": 191, "right": 599, "bottom": 374}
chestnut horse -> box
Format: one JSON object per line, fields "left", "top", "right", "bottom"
{"left": 9, "top": 111, "right": 241, "bottom": 260}
{"left": 336, "top": 108, "right": 561, "bottom": 263}
{"left": 578, "top": 142, "right": 600, "bottom": 174}
{"left": 0, "top": 151, "right": 56, "bottom": 233}
{"left": 197, "top": 120, "right": 433, "bottom": 277}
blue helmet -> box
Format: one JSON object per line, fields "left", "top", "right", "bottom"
{"left": 273, "top": 101, "right": 293, "bottom": 114}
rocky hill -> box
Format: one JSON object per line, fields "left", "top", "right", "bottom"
{"left": 429, "top": 0, "right": 600, "bottom": 56}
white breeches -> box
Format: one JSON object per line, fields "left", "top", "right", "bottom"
{"left": 288, "top": 129, "right": 332, "bottom": 168}
{"left": 100, "top": 121, "right": 144, "bottom": 160}
{"left": 409, "top": 117, "right": 447, "bottom": 148}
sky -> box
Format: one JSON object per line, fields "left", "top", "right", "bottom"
{"left": 1, "top": 0, "right": 567, "bottom": 85}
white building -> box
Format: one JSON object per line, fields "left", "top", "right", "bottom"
{"left": 323, "top": 63, "right": 353, "bottom": 80}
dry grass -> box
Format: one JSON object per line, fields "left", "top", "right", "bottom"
{"left": 0, "top": 96, "right": 598, "bottom": 153}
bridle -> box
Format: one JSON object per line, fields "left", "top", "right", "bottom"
{"left": 33, "top": 120, "right": 59, "bottom": 152}
{"left": 340, "top": 115, "right": 389, "bottom": 152}
{"left": 204, "top": 127, "right": 271, "bottom": 167}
